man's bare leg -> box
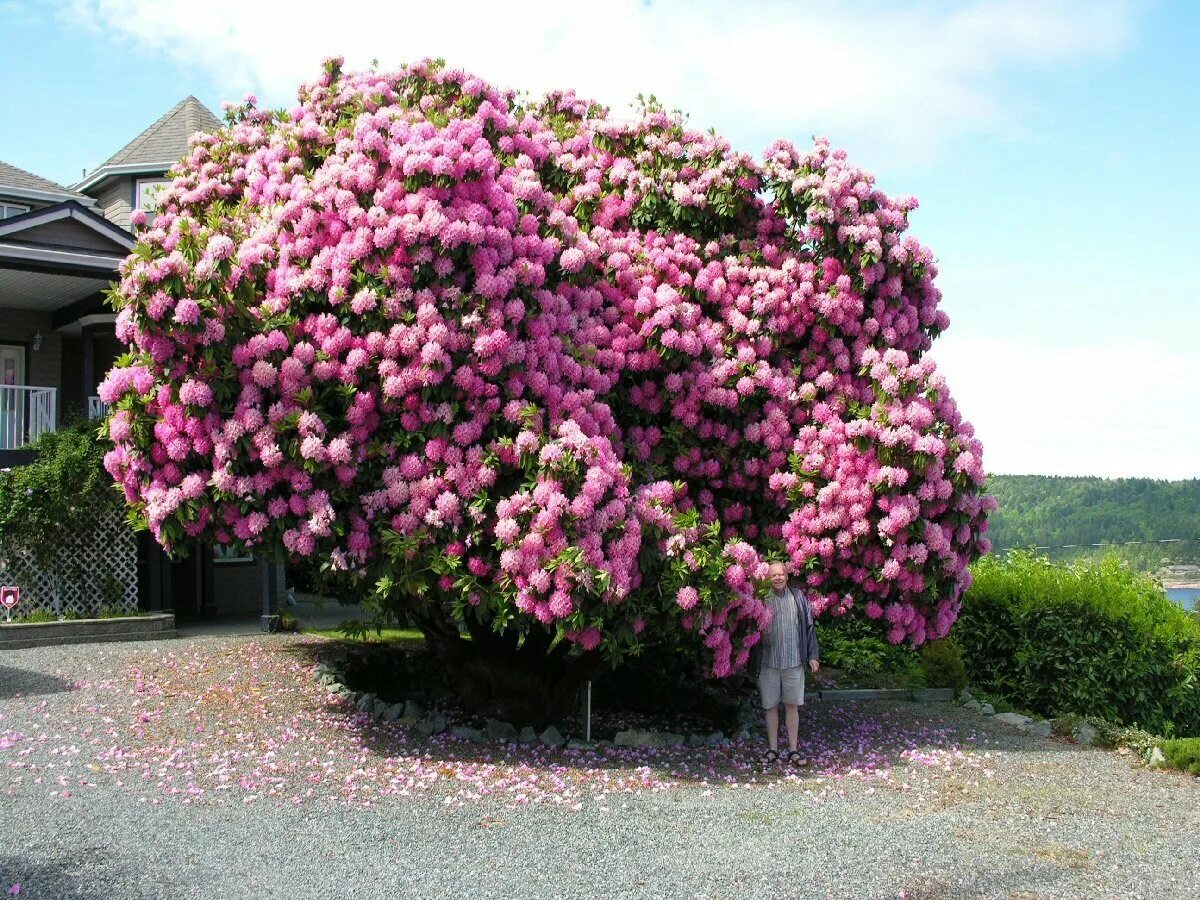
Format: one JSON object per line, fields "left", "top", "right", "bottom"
{"left": 764, "top": 704, "right": 780, "bottom": 751}
{"left": 783, "top": 703, "right": 799, "bottom": 753}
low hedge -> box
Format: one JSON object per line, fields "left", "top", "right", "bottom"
{"left": 955, "top": 552, "right": 1200, "bottom": 737}
{"left": 1161, "top": 738, "right": 1200, "bottom": 775}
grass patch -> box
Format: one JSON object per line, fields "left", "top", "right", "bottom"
{"left": 304, "top": 625, "right": 426, "bottom": 646}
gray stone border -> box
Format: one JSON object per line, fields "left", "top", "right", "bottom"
{"left": 819, "top": 687, "right": 955, "bottom": 703}
{"left": 0, "top": 612, "right": 175, "bottom": 649}
{"left": 312, "top": 656, "right": 963, "bottom": 750}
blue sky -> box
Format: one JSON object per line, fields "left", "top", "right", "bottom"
{"left": 2, "top": 0, "right": 1196, "bottom": 478}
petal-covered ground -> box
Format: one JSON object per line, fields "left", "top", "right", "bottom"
{"left": 2, "top": 634, "right": 992, "bottom": 811}
{"left": 3, "top": 631, "right": 1200, "bottom": 898}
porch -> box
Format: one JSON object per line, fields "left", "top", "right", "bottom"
{"left": 0, "top": 383, "right": 109, "bottom": 452}
{"left": 0, "top": 199, "right": 133, "bottom": 461}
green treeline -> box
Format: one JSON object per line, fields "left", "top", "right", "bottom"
{"left": 984, "top": 475, "right": 1200, "bottom": 570}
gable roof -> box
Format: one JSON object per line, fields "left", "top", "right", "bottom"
{"left": 0, "top": 159, "right": 93, "bottom": 206}
{"left": 0, "top": 201, "right": 134, "bottom": 304}
{"left": 75, "top": 96, "right": 222, "bottom": 192}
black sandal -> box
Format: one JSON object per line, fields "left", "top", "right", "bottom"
{"left": 787, "top": 750, "right": 805, "bottom": 766}
{"left": 762, "top": 749, "right": 779, "bottom": 765}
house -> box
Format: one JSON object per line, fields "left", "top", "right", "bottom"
{"left": 0, "top": 97, "right": 285, "bottom": 627}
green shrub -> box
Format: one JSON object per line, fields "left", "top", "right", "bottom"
{"left": 1161, "top": 738, "right": 1200, "bottom": 775}
{"left": 919, "top": 638, "right": 968, "bottom": 690}
{"left": 956, "top": 552, "right": 1200, "bottom": 737}
{"left": 820, "top": 615, "right": 926, "bottom": 688}
{"left": 0, "top": 424, "right": 124, "bottom": 617}
{"left": 11, "top": 609, "right": 57, "bottom": 624}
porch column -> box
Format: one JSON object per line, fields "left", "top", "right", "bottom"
{"left": 81, "top": 322, "right": 97, "bottom": 408}
{"left": 260, "top": 557, "right": 280, "bottom": 632}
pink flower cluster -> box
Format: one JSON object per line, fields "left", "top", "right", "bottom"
{"left": 101, "top": 58, "right": 993, "bottom": 671}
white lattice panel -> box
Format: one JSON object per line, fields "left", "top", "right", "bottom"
{"left": 0, "top": 505, "right": 138, "bottom": 617}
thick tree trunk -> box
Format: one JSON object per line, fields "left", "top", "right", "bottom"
{"left": 410, "top": 606, "right": 599, "bottom": 728}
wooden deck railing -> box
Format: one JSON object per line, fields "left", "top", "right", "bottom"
{"left": 0, "top": 385, "right": 57, "bottom": 451}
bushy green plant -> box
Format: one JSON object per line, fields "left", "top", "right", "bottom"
{"left": 13, "top": 610, "right": 57, "bottom": 624}
{"left": 957, "top": 552, "right": 1200, "bottom": 736}
{"left": 919, "top": 637, "right": 968, "bottom": 690}
{"left": 1161, "top": 738, "right": 1200, "bottom": 775}
{"left": 820, "top": 615, "right": 926, "bottom": 688}
{"left": 0, "top": 424, "right": 125, "bottom": 617}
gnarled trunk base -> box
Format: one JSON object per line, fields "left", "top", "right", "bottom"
{"left": 414, "top": 610, "right": 597, "bottom": 728}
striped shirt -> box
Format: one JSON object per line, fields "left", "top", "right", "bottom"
{"left": 763, "top": 586, "right": 803, "bottom": 670}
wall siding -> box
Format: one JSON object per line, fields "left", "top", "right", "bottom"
{"left": 0, "top": 308, "right": 62, "bottom": 391}
{"left": 94, "top": 178, "right": 133, "bottom": 231}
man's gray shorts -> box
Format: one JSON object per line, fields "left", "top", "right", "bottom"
{"left": 759, "top": 665, "right": 806, "bottom": 709}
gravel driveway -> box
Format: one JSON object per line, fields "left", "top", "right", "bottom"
{"left": 2, "top": 630, "right": 1198, "bottom": 899}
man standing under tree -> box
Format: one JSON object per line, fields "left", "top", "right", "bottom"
{"left": 754, "top": 561, "right": 820, "bottom": 765}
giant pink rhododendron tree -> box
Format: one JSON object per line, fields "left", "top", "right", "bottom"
{"left": 102, "top": 59, "right": 993, "bottom": 719}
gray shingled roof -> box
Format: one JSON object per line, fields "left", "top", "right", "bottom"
{"left": 83, "top": 96, "right": 222, "bottom": 179}
{"left": 0, "top": 159, "right": 92, "bottom": 202}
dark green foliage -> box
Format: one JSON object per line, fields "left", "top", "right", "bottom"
{"left": 11, "top": 610, "right": 57, "bottom": 624}
{"left": 819, "top": 615, "right": 926, "bottom": 688}
{"left": 985, "top": 475, "right": 1200, "bottom": 569}
{"left": 957, "top": 552, "right": 1200, "bottom": 736}
{"left": 1161, "top": 738, "right": 1200, "bottom": 775}
{"left": 0, "top": 424, "right": 125, "bottom": 615}
{"left": 919, "top": 638, "right": 968, "bottom": 690}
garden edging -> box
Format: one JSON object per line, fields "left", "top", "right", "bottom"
{"left": 0, "top": 613, "right": 175, "bottom": 649}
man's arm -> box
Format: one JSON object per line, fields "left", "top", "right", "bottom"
{"left": 800, "top": 593, "right": 819, "bottom": 669}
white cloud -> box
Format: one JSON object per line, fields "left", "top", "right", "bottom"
{"left": 932, "top": 336, "right": 1200, "bottom": 479}
{"left": 61, "top": 0, "right": 1138, "bottom": 164}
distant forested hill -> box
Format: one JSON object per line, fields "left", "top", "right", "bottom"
{"left": 984, "top": 476, "right": 1200, "bottom": 570}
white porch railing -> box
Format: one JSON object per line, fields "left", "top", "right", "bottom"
{"left": 0, "top": 385, "right": 57, "bottom": 451}
{"left": 88, "top": 395, "right": 111, "bottom": 421}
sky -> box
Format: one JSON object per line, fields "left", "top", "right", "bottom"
{"left": 1, "top": 0, "right": 1196, "bottom": 479}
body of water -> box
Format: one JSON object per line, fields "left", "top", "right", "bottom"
{"left": 1166, "top": 587, "right": 1200, "bottom": 610}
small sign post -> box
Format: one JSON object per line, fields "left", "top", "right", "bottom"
{"left": 0, "top": 586, "right": 19, "bottom": 623}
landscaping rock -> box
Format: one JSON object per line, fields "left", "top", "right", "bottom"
{"left": 1026, "top": 720, "right": 1054, "bottom": 737}
{"left": 484, "top": 719, "right": 517, "bottom": 742}
{"left": 450, "top": 725, "right": 484, "bottom": 742}
{"left": 687, "top": 733, "right": 706, "bottom": 748}
{"left": 403, "top": 700, "right": 425, "bottom": 721}
{"left": 654, "top": 732, "right": 686, "bottom": 748}
{"left": 963, "top": 698, "right": 982, "bottom": 711}
{"left": 415, "top": 711, "right": 446, "bottom": 737}
{"left": 566, "top": 739, "right": 596, "bottom": 751}
{"left": 959, "top": 688, "right": 974, "bottom": 701}
{"left": 355, "top": 692, "right": 377, "bottom": 712}
{"left": 706, "top": 731, "right": 725, "bottom": 746}
{"left": 1074, "top": 721, "right": 1101, "bottom": 746}
{"left": 539, "top": 725, "right": 566, "bottom": 748}
{"left": 993, "top": 712, "right": 1033, "bottom": 729}
{"left": 381, "top": 703, "right": 405, "bottom": 722}
{"left": 980, "top": 703, "right": 996, "bottom": 716}
{"left": 614, "top": 728, "right": 656, "bottom": 748}
{"left": 518, "top": 726, "right": 538, "bottom": 744}
{"left": 1148, "top": 747, "right": 1167, "bottom": 769}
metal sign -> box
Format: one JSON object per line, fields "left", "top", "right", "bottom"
{"left": 0, "top": 585, "right": 18, "bottom": 621}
